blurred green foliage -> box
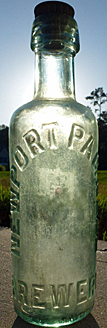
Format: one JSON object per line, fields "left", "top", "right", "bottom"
{"left": 0, "top": 171, "right": 107, "bottom": 239}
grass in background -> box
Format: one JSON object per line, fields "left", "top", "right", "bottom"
{"left": 0, "top": 173, "right": 10, "bottom": 227}
{"left": 0, "top": 171, "right": 10, "bottom": 188}
{"left": 0, "top": 171, "right": 107, "bottom": 194}
{"left": 97, "top": 171, "right": 107, "bottom": 196}
{"left": 0, "top": 171, "right": 107, "bottom": 238}
{"left": 97, "top": 171, "right": 107, "bottom": 240}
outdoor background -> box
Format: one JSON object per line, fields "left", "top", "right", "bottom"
{"left": 0, "top": 0, "right": 107, "bottom": 125}
{"left": 0, "top": 0, "right": 107, "bottom": 240}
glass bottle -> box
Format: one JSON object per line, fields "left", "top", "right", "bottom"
{"left": 9, "top": 1, "right": 98, "bottom": 326}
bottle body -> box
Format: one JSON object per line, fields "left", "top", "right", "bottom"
{"left": 9, "top": 97, "right": 98, "bottom": 326}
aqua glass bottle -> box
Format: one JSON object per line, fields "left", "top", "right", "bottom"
{"left": 9, "top": 1, "right": 98, "bottom": 326}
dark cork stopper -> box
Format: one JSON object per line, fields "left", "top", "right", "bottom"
{"left": 34, "top": 1, "right": 75, "bottom": 18}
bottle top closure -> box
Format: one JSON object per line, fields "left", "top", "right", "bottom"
{"left": 31, "top": 1, "right": 79, "bottom": 55}
{"left": 34, "top": 1, "right": 75, "bottom": 18}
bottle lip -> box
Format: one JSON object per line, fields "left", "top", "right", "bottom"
{"left": 31, "top": 13, "right": 80, "bottom": 55}
{"left": 34, "top": 1, "right": 75, "bottom": 19}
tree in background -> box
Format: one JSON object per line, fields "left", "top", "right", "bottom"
{"left": 85, "top": 87, "right": 107, "bottom": 117}
{"left": 85, "top": 87, "right": 107, "bottom": 170}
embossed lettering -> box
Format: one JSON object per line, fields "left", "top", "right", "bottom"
{"left": 10, "top": 165, "right": 20, "bottom": 188}
{"left": 18, "top": 280, "right": 28, "bottom": 306}
{"left": 10, "top": 187, "right": 19, "bottom": 212}
{"left": 68, "top": 124, "right": 85, "bottom": 149}
{"left": 32, "top": 285, "right": 46, "bottom": 309}
{"left": 89, "top": 275, "right": 95, "bottom": 299}
{"left": 11, "top": 232, "right": 20, "bottom": 257}
{"left": 42, "top": 122, "right": 58, "bottom": 149}
{"left": 77, "top": 279, "right": 88, "bottom": 304}
{"left": 12, "top": 275, "right": 17, "bottom": 300}
{"left": 92, "top": 152, "right": 98, "bottom": 176}
{"left": 14, "top": 146, "right": 28, "bottom": 171}
{"left": 49, "top": 284, "right": 73, "bottom": 308}
{"left": 11, "top": 212, "right": 20, "bottom": 235}
{"left": 12, "top": 123, "right": 96, "bottom": 171}
{"left": 23, "top": 129, "right": 45, "bottom": 158}
{"left": 80, "top": 136, "right": 94, "bottom": 159}
{"left": 10, "top": 165, "right": 20, "bottom": 257}
{"left": 12, "top": 274, "right": 95, "bottom": 312}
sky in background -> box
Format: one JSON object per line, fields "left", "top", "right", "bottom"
{"left": 0, "top": 0, "right": 107, "bottom": 126}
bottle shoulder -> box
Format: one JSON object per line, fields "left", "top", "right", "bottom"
{"left": 10, "top": 98, "right": 98, "bottom": 153}
{"left": 9, "top": 97, "right": 98, "bottom": 161}
{"left": 10, "top": 97, "right": 96, "bottom": 125}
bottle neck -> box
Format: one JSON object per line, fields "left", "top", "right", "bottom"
{"left": 34, "top": 51, "right": 75, "bottom": 99}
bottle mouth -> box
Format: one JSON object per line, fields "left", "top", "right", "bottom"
{"left": 31, "top": 13, "right": 80, "bottom": 55}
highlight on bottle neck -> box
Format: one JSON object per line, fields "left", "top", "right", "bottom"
{"left": 31, "top": 1, "right": 80, "bottom": 55}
